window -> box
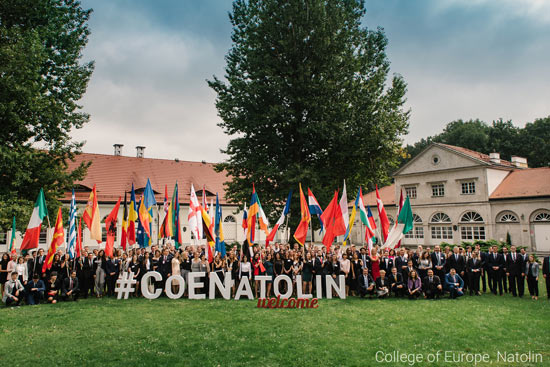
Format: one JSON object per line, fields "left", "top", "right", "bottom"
{"left": 431, "top": 184, "right": 445, "bottom": 197}
{"left": 461, "top": 181, "right": 476, "bottom": 194}
{"left": 39, "top": 229, "right": 48, "bottom": 244}
{"left": 224, "top": 215, "right": 236, "bottom": 223}
{"left": 404, "top": 186, "right": 417, "bottom": 199}
{"left": 415, "top": 226, "right": 424, "bottom": 239}
{"left": 497, "top": 212, "right": 519, "bottom": 223}
{"left": 533, "top": 212, "right": 550, "bottom": 222}
{"left": 430, "top": 212, "right": 451, "bottom": 223}
{"left": 460, "top": 211, "right": 484, "bottom": 223}
{"left": 431, "top": 226, "right": 453, "bottom": 239}
{"left": 405, "top": 214, "right": 423, "bottom": 239}
{"left": 461, "top": 226, "right": 486, "bottom": 240}
{"left": 0, "top": 232, "right": 6, "bottom": 245}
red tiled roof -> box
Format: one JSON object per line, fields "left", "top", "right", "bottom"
{"left": 490, "top": 167, "right": 550, "bottom": 200}
{"left": 437, "top": 143, "right": 513, "bottom": 167}
{"left": 63, "top": 152, "right": 232, "bottom": 204}
{"left": 362, "top": 184, "right": 396, "bottom": 207}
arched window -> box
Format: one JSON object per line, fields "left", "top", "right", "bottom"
{"left": 405, "top": 214, "right": 424, "bottom": 239}
{"left": 413, "top": 214, "right": 422, "bottom": 223}
{"left": 224, "top": 215, "right": 236, "bottom": 223}
{"left": 460, "top": 211, "right": 485, "bottom": 240}
{"left": 430, "top": 212, "right": 451, "bottom": 223}
{"left": 460, "top": 211, "right": 484, "bottom": 223}
{"left": 430, "top": 212, "right": 452, "bottom": 240}
{"left": 533, "top": 211, "right": 550, "bottom": 222}
{"left": 497, "top": 211, "right": 519, "bottom": 223}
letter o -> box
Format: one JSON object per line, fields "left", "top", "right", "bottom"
{"left": 141, "top": 271, "right": 162, "bottom": 299}
{"left": 165, "top": 275, "right": 185, "bottom": 299}
{"left": 273, "top": 275, "right": 292, "bottom": 298}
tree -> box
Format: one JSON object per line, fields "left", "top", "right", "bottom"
{"left": 209, "top": 0, "right": 409, "bottom": 232}
{"left": 0, "top": 0, "right": 93, "bottom": 231}
{"left": 518, "top": 116, "right": 550, "bottom": 167}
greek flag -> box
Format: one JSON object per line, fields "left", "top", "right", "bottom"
{"left": 68, "top": 189, "right": 76, "bottom": 258}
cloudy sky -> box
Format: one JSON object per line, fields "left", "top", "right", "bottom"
{"left": 75, "top": 0, "right": 550, "bottom": 162}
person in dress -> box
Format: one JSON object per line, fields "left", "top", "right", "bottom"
{"left": 525, "top": 255, "right": 539, "bottom": 300}
{"left": 94, "top": 251, "right": 106, "bottom": 298}
{"left": 407, "top": 270, "right": 422, "bottom": 299}
{"left": 370, "top": 248, "right": 381, "bottom": 282}
{"left": 417, "top": 251, "right": 432, "bottom": 280}
{"left": 340, "top": 253, "right": 351, "bottom": 296}
{"left": 171, "top": 252, "right": 181, "bottom": 295}
{"left": 128, "top": 254, "right": 141, "bottom": 297}
{"left": 302, "top": 252, "right": 313, "bottom": 297}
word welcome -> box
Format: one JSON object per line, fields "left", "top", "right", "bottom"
{"left": 115, "top": 272, "right": 346, "bottom": 300}
{"left": 256, "top": 296, "right": 319, "bottom": 309}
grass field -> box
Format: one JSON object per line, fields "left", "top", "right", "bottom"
{"left": 1, "top": 283, "right": 549, "bottom": 367}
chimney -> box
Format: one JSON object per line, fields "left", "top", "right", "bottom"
{"left": 489, "top": 152, "right": 500, "bottom": 164}
{"left": 136, "top": 146, "right": 145, "bottom": 158}
{"left": 113, "top": 144, "right": 123, "bottom": 156}
{"left": 511, "top": 156, "right": 528, "bottom": 168}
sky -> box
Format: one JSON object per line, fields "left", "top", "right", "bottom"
{"left": 74, "top": 0, "right": 550, "bottom": 162}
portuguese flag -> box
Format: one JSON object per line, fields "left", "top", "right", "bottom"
{"left": 20, "top": 189, "right": 48, "bottom": 251}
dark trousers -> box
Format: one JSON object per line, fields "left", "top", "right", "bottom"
{"left": 107, "top": 274, "right": 119, "bottom": 296}
{"left": 461, "top": 272, "right": 469, "bottom": 291}
{"left": 481, "top": 270, "right": 487, "bottom": 292}
{"left": 81, "top": 275, "right": 94, "bottom": 297}
{"left": 359, "top": 286, "right": 375, "bottom": 298}
{"left": 508, "top": 273, "right": 521, "bottom": 296}
{"left": 486, "top": 269, "right": 493, "bottom": 292}
{"left": 501, "top": 270, "right": 508, "bottom": 293}
{"left": 518, "top": 275, "right": 525, "bottom": 297}
{"left": 26, "top": 291, "right": 43, "bottom": 305}
{"left": 490, "top": 269, "right": 502, "bottom": 295}
{"left": 545, "top": 276, "right": 550, "bottom": 299}
{"left": 391, "top": 285, "right": 405, "bottom": 297}
{"left": 447, "top": 285, "right": 464, "bottom": 299}
{"left": 424, "top": 287, "right": 442, "bottom": 299}
{"left": 527, "top": 276, "right": 538, "bottom": 297}
{"left": 62, "top": 291, "right": 79, "bottom": 301}
{"left": 5, "top": 288, "right": 23, "bottom": 306}
{"left": 408, "top": 290, "right": 421, "bottom": 299}
{"left": 468, "top": 272, "right": 481, "bottom": 294}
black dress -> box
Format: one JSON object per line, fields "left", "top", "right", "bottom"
{"left": 352, "top": 260, "right": 362, "bottom": 291}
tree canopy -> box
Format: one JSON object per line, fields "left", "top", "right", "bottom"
{"left": 0, "top": 0, "right": 94, "bottom": 230}
{"left": 209, "top": 0, "right": 409, "bottom": 231}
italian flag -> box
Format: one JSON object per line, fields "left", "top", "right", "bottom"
{"left": 20, "top": 189, "right": 48, "bottom": 251}
{"left": 380, "top": 196, "right": 413, "bottom": 250}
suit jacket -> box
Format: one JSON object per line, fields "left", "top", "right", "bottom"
{"left": 395, "top": 256, "right": 408, "bottom": 272}
{"left": 358, "top": 274, "right": 374, "bottom": 290}
{"left": 375, "top": 276, "right": 389, "bottom": 290}
{"left": 82, "top": 258, "right": 95, "bottom": 277}
{"left": 506, "top": 253, "right": 523, "bottom": 275}
{"left": 543, "top": 256, "right": 550, "bottom": 276}
{"left": 447, "top": 254, "right": 466, "bottom": 273}
{"left": 487, "top": 253, "right": 504, "bottom": 270}
{"left": 444, "top": 273, "right": 464, "bottom": 289}
{"left": 159, "top": 255, "right": 173, "bottom": 275}
{"left": 106, "top": 258, "right": 121, "bottom": 276}
{"left": 313, "top": 258, "right": 324, "bottom": 275}
{"left": 524, "top": 262, "right": 539, "bottom": 277}
{"left": 431, "top": 252, "right": 446, "bottom": 269}
{"left": 325, "top": 262, "right": 341, "bottom": 276}
{"left": 422, "top": 275, "right": 441, "bottom": 292}
{"left": 2, "top": 279, "right": 25, "bottom": 303}
{"left": 26, "top": 279, "right": 45, "bottom": 293}
{"left": 62, "top": 277, "right": 80, "bottom": 294}
{"left": 467, "top": 258, "right": 483, "bottom": 273}
{"left": 388, "top": 272, "right": 403, "bottom": 287}
{"left": 379, "top": 257, "right": 394, "bottom": 273}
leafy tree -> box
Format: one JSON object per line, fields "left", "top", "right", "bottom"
{"left": 517, "top": 116, "right": 550, "bottom": 167}
{"left": 209, "top": 0, "right": 409, "bottom": 231}
{"left": 0, "top": 0, "right": 93, "bottom": 231}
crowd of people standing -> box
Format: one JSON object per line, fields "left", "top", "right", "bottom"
{"left": 2, "top": 241, "right": 549, "bottom": 306}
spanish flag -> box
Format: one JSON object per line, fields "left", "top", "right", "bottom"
{"left": 293, "top": 184, "right": 310, "bottom": 246}
{"left": 42, "top": 208, "right": 64, "bottom": 273}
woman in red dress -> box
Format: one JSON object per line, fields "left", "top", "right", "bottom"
{"left": 369, "top": 248, "right": 381, "bottom": 280}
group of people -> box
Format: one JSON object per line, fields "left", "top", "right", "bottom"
{"left": 2, "top": 241, "right": 549, "bottom": 306}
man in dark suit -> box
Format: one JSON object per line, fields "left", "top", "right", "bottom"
{"left": 379, "top": 252, "right": 393, "bottom": 274}
{"left": 375, "top": 270, "right": 389, "bottom": 298}
{"left": 444, "top": 268, "right": 464, "bottom": 299}
{"left": 422, "top": 269, "right": 442, "bottom": 299}
{"left": 360, "top": 248, "right": 370, "bottom": 272}
{"left": 475, "top": 244, "right": 487, "bottom": 292}
{"left": 506, "top": 245, "right": 524, "bottom": 297}
{"left": 447, "top": 247, "right": 466, "bottom": 282}
{"left": 106, "top": 255, "right": 121, "bottom": 297}
{"left": 395, "top": 248, "right": 408, "bottom": 279}
{"left": 467, "top": 251, "right": 483, "bottom": 295}
{"left": 542, "top": 255, "right": 550, "bottom": 300}
{"left": 519, "top": 248, "right": 528, "bottom": 297}
{"left": 501, "top": 247, "right": 509, "bottom": 293}
{"left": 487, "top": 246, "right": 503, "bottom": 295}
{"left": 389, "top": 267, "right": 405, "bottom": 297}
{"left": 36, "top": 249, "right": 46, "bottom": 280}
{"left": 159, "top": 249, "right": 173, "bottom": 288}
{"left": 358, "top": 268, "right": 375, "bottom": 298}
{"left": 431, "top": 245, "right": 446, "bottom": 281}
{"left": 62, "top": 270, "right": 80, "bottom": 301}
{"left": 313, "top": 252, "right": 325, "bottom": 297}
{"left": 402, "top": 260, "right": 416, "bottom": 281}
{"left": 81, "top": 253, "right": 95, "bottom": 298}
{"left": 26, "top": 273, "right": 45, "bottom": 305}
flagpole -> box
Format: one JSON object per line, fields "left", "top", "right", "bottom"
{"left": 361, "top": 222, "right": 364, "bottom": 247}
{"left": 284, "top": 214, "right": 290, "bottom": 244}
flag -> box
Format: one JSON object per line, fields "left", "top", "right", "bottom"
{"left": 138, "top": 179, "right": 156, "bottom": 238}
{"left": 257, "top": 198, "right": 270, "bottom": 236}
{"left": 127, "top": 184, "right": 138, "bottom": 245}
{"left": 201, "top": 185, "right": 207, "bottom": 211}
{"left": 209, "top": 198, "right": 215, "bottom": 238}
{"left": 8, "top": 216, "right": 16, "bottom": 255}
{"left": 266, "top": 190, "right": 292, "bottom": 246}
{"left": 376, "top": 185, "right": 390, "bottom": 241}
{"left": 365, "top": 205, "right": 377, "bottom": 251}
{"left": 82, "top": 184, "right": 101, "bottom": 243}
{"left": 343, "top": 188, "right": 360, "bottom": 246}
{"left": 214, "top": 193, "right": 226, "bottom": 257}
{"left": 381, "top": 197, "right": 413, "bottom": 249}
{"left": 160, "top": 185, "right": 173, "bottom": 239}
{"left": 293, "top": 184, "right": 310, "bottom": 246}
{"left": 67, "top": 189, "right": 77, "bottom": 259}
{"left": 121, "top": 192, "right": 129, "bottom": 250}
{"left": 395, "top": 189, "right": 405, "bottom": 249}
{"left": 105, "top": 197, "right": 121, "bottom": 257}
{"left": 307, "top": 188, "right": 323, "bottom": 232}
{"left": 21, "top": 188, "right": 48, "bottom": 250}
{"left": 339, "top": 180, "right": 349, "bottom": 234}
{"left": 320, "top": 191, "right": 346, "bottom": 252}
{"left": 76, "top": 217, "right": 82, "bottom": 258}
{"left": 201, "top": 207, "right": 215, "bottom": 263}
{"left": 136, "top": 198, "right": 150, "bottom": 248}
{"left": 42, "top": 208, "right": 64, "bottom": 273}
{"left": 246, "top": 185, "right": 259, "bottom": 245}
{"left": 188, "top": 184, "right": 203, "bottom": 244}
{"left": 159, "top": 184, "right": 170, "bottom": 239}
{"left": 241, "top": 203, "right": 248, "bottom": 234}
{"left": 172, "top": 183, "right": 182, "bottom": 248}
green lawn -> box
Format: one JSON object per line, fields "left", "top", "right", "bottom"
{"left": 1, "top": 283, "right": 548, "bottom": 367}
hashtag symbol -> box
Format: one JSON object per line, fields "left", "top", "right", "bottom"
{"left": 115, "top": 271, "right": 136, "bottom": 300}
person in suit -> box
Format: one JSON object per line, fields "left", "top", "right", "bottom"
{"left": 407, "top": 270, "right": 422, "bottom": 299}
{"left": 3, "top": 272, "right": 25, "bottom": 306}
{"left": 543, "top": 255, "right": 550, "bottom": 300}
{"left": 358, "top": 268, "right": 375, "bottom": 298}
{"left": 105, "top": 255, "right": 121, "bottom": 297}
{"left": 447, "top": 247, "right": 466, "bottom": 290}
{"left": 525, "top": 255, "right": 539, "bottom": 300}
{"left": 313, "top": 252, "right": 325, "bottom": 298}
{"left": 402, "top": 260, "right": 416, "bottom": 281}
{"left": 431, "top": 245, "right": 446, "bottom": 281}
{"left": 475, "top": 244, "right": 487, "bottom": 292}
{"left": 395, "top": 248, "right": 408, "bottom": 279}
{"left": 422, "top": 269, "right": 442, "bottom": 299}
{"left": 487, "top": 245, "right": 503, "bottom": 295}
{"left": 379, "top": 251, "right": 394, "bottom": 274}
{"left": 359, "top": 248, "right": 370, "bottom": 272}
{"left": 519, "top": 248, "right": 528, "bottom": 297}
{"left": 375, "top": 270, "right": 389, "bottom": 298}
{"left": 466, "top": 251, "right": 483, "bottom": 295}
{"left": 81, "top": 253, "right": 95, "bottom": 298}
{"left": 506, "top": 245, "right": 524, "bottom": 297}
{"left": 444, "top": 268, "right": 464, "bottom": 299}
{"left": 501, "top": 246, "right": 509, "bottom": 293}
{"left": 389, "top": 267, "right": 405, "bottom": 297}
{"left": 62, "top": 270, "right": 80, "bottom": 301}
{"left": 26, "top": 273, "right": 45, "bottom": 305}
{"left": 159, "top": 249, "right": 173, "bottom": 289}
